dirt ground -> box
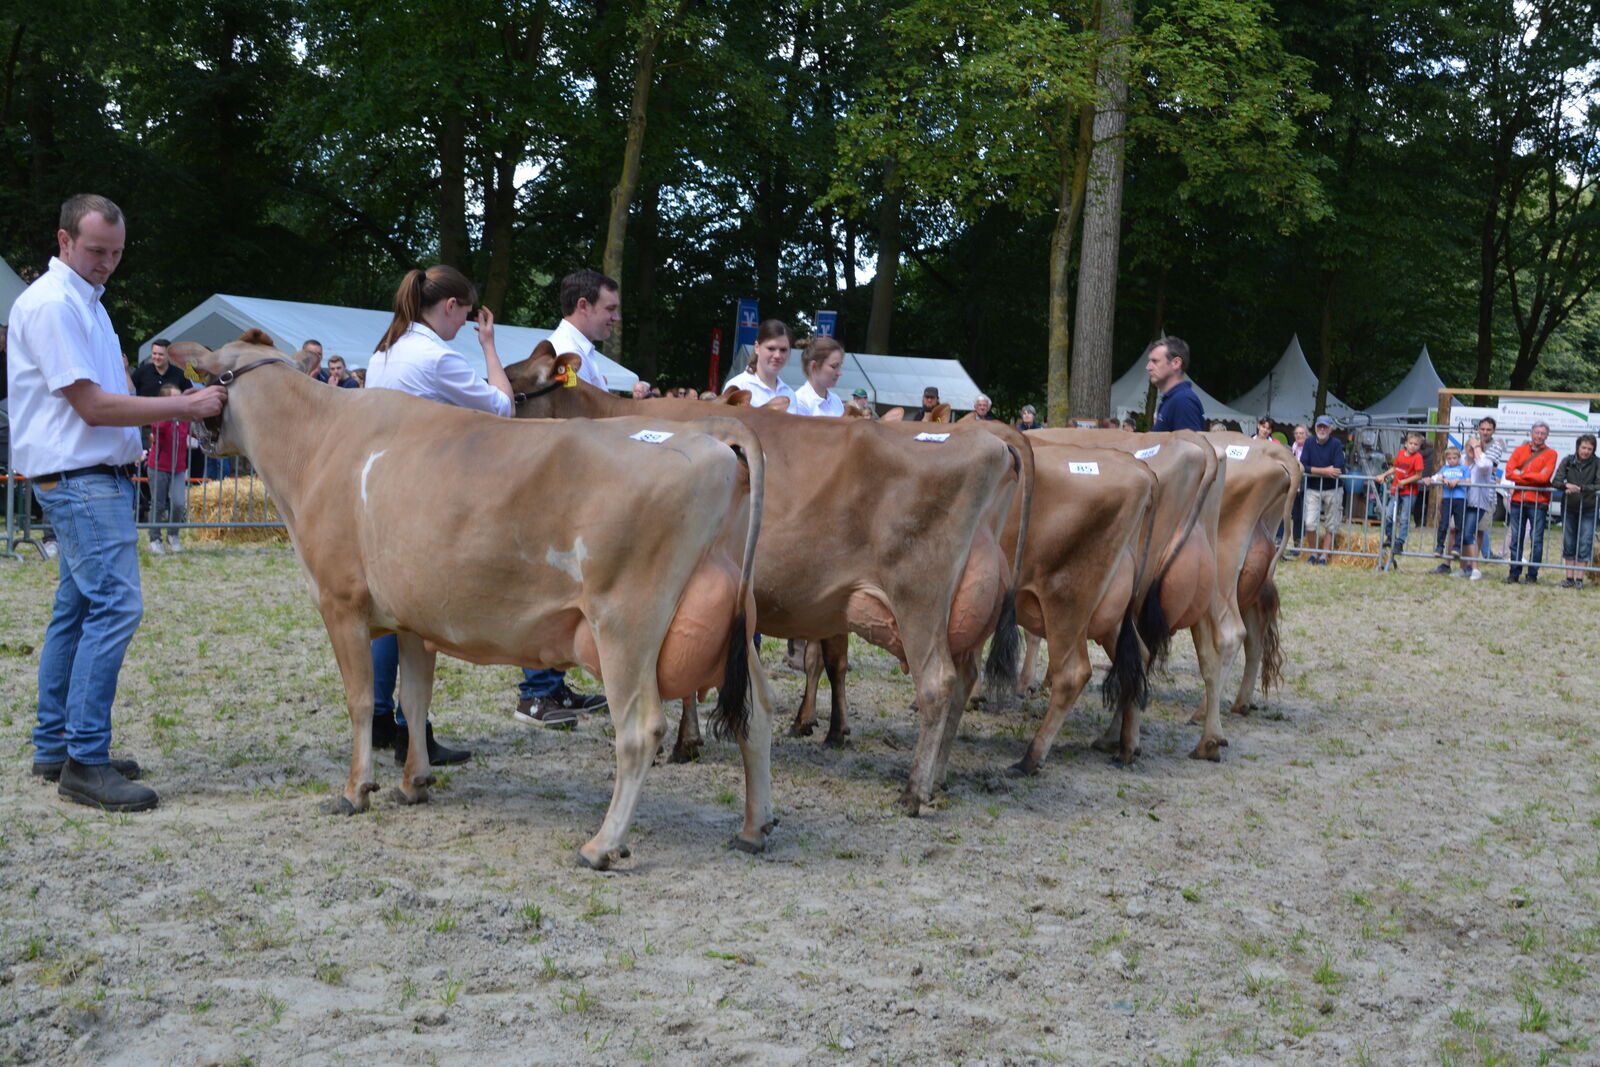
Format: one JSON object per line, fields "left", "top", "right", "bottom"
{"left": 2, "top": 544, "right": 1598, "bottom": 1066}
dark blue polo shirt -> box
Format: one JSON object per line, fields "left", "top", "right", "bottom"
{"left": 1151, "top": 379, "right": 1206, "bottom": 433}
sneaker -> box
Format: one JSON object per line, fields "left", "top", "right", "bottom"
{"left": 513, "top": 697, "right": 578, "bottom": 730}
{"left": 42, "top": 541, "right": 59, "bottom": 559}
{"left": 1431, "top": 564, "right": 1452, "bottom": 575}
{"left": 146, "top": 539, "right": 166, "bottom": 555}
{"left": 57, "top": 757, "right": 159, "bottom": 812}
{"left": 166, "top": 537, "right": 182, "bottom": 553}
{"left": 1457, "top": 568, "right": 1474, "bottom": 578}
{"left": 1469, "top": 569, "right": 1483, "bottom": 581}
{"left": 1559, "top": 578, "right": 1578, "bottom": 588}
{"left": 552, "top": 683, "right": 608, "bottom": 713}
{"left": 1525, "top": 576, "right": 1539, "bottom": 585}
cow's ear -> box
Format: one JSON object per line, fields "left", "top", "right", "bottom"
{"left": 237, "top": 328, "right": 274, "bottom": 347}
{"left": 504, "top": 339, "right": 556, "bottom": 394}
{"left": 955, "top": 411, "right": 976, "bottom": 423}
{"left": 881, "top": 407, "right": 905, "bottom": 422}
{"left": 717, "top": 388, "right": 752, "bottom": 407}
{"left": 288, "top": 348, "right": 321, "bottom": 374}
{"left": 765, "top": 396, "right": 791, "bottom": 413}
{"left": 931, "top": 403, "right": 952, "bottom": 422}
{"left": 841, "top": 403, "right": 867, "bottom": 419}
{"left": 554, "top": 352, "right": 584, "bottom": 385}
{"left": 166, "top": 342, "right": 211, "bottom": 372}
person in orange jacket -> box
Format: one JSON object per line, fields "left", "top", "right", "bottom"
{"left": 1503, "top": 421, "right": 1558, "bottom": 584}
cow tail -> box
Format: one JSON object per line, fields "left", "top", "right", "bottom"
{"left": 982, "top": 438, "right": 1032, "bottom": 705}
{"left": 1258, "top": 579, "right": 1283, "bottom": 695}
{"left": 1101, "top": 611, "right": 1150, "bottom": 712}
{"left": 1137, "top": 585, "right": 1172, "bottom": 669}
{"left": 705, "top": 418, "right": 764, "bottom": 743}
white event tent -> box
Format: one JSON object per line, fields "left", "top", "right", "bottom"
{"left": 1108, "top": 357, "right": 1253, "bottom": 425}
{"left": 1229, "top": 335, "right": 1356, "bottom": 426}
{"left": 141, "top": 293, "right": 639, "bottom": 392}
{"left": 773, "top": 351, "right": 983, "bottom": 410}
{"left": 1, "top": 256, "right": 28, "bottom": 323}
{"left": 1362, "top": 344, "right": 1446, "bottom": 422}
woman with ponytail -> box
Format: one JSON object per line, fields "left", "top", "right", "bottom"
{"left": 364, "top": 265, "right": 514, "bottom": 765}
{"left": 792, "top": 335, "right": 845, "bottom": 417}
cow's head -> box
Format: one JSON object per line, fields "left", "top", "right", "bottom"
{"left": 504, "top": 340, "right": 588, "bottom": 417}
{"left": 168, "top": 330, "right": 315, "bottom": 454}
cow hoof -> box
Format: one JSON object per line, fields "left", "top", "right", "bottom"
{"left": 324, "top": 794, "right": 366, "bottom": 816}
{"left": 1188, "top": 739, "right": 1224, "bottom": 762}
{"left": 728, "top": 833, "right": 766, "bottom": 855}
{"left": 788, "top": 722, "right": 815, "bottom": 739}
{"left": 1090, "top": 736, "right": 1119, "bottom": 754}
{"left": 823, "top": 733, "right": 847, "bottom": 749}
{"left": 668, "top": 745, "right": 701, "bottom": 764}
{"left": 897, "top": 790, "right": 922, "bottom": 818}
{"left": 575, "top": 847, "right": 613, "bottom": 871}
{"left": 390, "top": 786, "right": 430, "bottom": 806}
{"left": 1005, "top": 760, "right": 1038, "bottom": 778}
{"left": 617, "top": 844, "right": 632, "bottom": 859}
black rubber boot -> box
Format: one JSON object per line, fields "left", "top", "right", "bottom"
{"left": 33, "top": 756, "right": 141, "bottom": 782}
{"left": 57, "top": 757, "right": 159, "bottom": 812}
{"left": 371, "top": 712, "right": 400, "bottom": 750}
{"left": 393, "top": 722, "right": 472, "bottom": 766}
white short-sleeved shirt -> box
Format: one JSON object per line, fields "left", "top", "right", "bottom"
{"left": 722, "top": 370, "right": 797, "bottom": 409}
{"left": 6, "top": 257, "right": 141, "bottom": 476}
{"left": 546, "top": 318, "right": 608, "bottom": 390}
{"left": 792, "top": 381, "right": 843, "bottom": 418}
{"left": 365, "top": 323, "right": 512, "bottom": 417}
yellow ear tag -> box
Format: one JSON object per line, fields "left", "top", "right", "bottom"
{"left": 562, "top": 365, "right": 577, "bottom": 388}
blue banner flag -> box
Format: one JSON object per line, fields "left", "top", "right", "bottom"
{"left": 733, "top": 299, "right": 760, "bottom": 356}
{"left": 814, "top": 310, "right": 837, "bottom": 338}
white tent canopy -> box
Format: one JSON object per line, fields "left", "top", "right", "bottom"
{"left": 1109, "top": 356, "right": 1254, "bottom": 426}
{"left": 1229, "top": 334, "right": 1356, "bottom": 426}
{"left": 1, "top": 256, "right": 28, "bottom": 324}
{"left": 142, "top": 293, "right": 639, "bottom": 392}
{"left": 1363, "top": 344, "right": 1446, "bottom": 421}
{"left": 771, "top": 351, "right": 983, "bottom": 410}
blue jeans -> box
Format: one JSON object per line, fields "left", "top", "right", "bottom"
{"left": 150, "top": 469, "right": 187, "bottom": 541}
{"left": 1434, "top": 498, "right": 1468, "bottom": 555}
{"left": 372, "top": 634, "right": 429, "bottom": 726}
{"left": 1383, "top": 492, "right": 1414, "bottom": 551}
{"left": 1563, "top": 497, "right": 1596, "bottom": 563}
{"left": 1506, "top": 501, "right": 1549, "bottom": 579}
{"left": 31, "top": 472, "right": 144, "bottom": 765}
{"left": 519, "top": 668, "right": 564, "bottom": 700}
{"left": 202, "top": 456, "right": 233, "bottom": 480}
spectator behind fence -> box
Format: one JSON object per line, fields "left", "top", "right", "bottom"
{"left": 632, "top": 380, "right": 651, "bottom": 400}
{"left": 323, "top": 355, "right": 359, "bottom": 388}
{"left": 973, "top": 394, "right": 997, "bottom": 420}
{"left": 793, "top": 335, "right": 845, "bottom": 417}
{"left": 1427, "top": 445, "right": 1472, "bottom": 577}
{"left": 847, "top": 387, "right": 874, "bottom": 418}
{"left": 130, "top": 338, "right": 192, "bottom": 397}
{"left": 1464, "top": 416, "right": 1503, "bottom": 565}
{"left": 145, "top": 383, "right": 191, "bottom": 555}
{"left": 1016, "top": 404, "right": 1041, "bottom": 431}
{"left": 1299, "top": 415, "right": 1345, "bottom": 566}
{"left": 1146, "top": 336, "right": 1205, "bottom": 433}
{"left": 1377, "top": 430, "right": 1427, "bottom": 570}
{"left": 366, "top": 263, "right": 514, "bottom": 764}
{"left": 1121, "top": 417, "right": 1137, "bottom": 432}
{"left": 1503, "top": 420, "right": 1557, "bottom": 584}
{"left": 1288, "top": 424, "right": 1309, "bottom": 554}
{"left": 1555, "top": 433, "right": 1599, "bottom": 588}
{"left": 8, "top": 193, "right": 227, "bottom": 812}
{"left": 907, "top": 385, "right": 939, "bottom": 421}
{"left": 722, "top": 319, "right": 796, "bottom": 408}
{"left": 514, "top": 269, "right": 619, "bottom": 728}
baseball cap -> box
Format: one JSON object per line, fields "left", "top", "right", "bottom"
{"left": 852, "top": 388, "right": 868, "bottom": 398}
{"left": 1314, "top": 415, "right": 1335, "bottom": 428}
{"left": 923, "top": 386, "right": 940, "bottom": 398}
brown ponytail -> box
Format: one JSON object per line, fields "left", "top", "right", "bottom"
{"left": 375, "top": 265, "right": 479, "bottom": 353}
{"left": 801, "top": 334, "right": 844, "bottom": 375}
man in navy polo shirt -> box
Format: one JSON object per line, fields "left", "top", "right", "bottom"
{"left": 1146, "top": 336, "right": 1205, "bottom": 432}
{"left": 9, "top": 194, "right": 226, "bottom": 811}
{"left": 1298, "top": 415, "right": 1347, "bottom": 565}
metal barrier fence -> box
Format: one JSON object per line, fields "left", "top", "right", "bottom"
{"left": 4, "top": 441, "right": 286, "bottom": 561}
{"left": 1288, "top": 470, "right": 1600, "bottom": 583}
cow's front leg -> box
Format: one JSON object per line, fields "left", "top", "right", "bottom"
{"left": 325, "top": 614, "right": 379, "bottom": 815}
{"left": 1018, "top": 632, "right": 1043, "bottom": 696}
{"left": 578, "top": 669, "right": 665, "bottom": 870}
{"left": 393, "top": 632, "right": 436, "bottom": 804}
{"left": 819, "top": 634, "right": 851, "bottom": 747}
{"left": 669, "top": 695, "right": 703, "bottom": 763}
{"left": 789, "top": 639, "right": 823, "bottom": 738}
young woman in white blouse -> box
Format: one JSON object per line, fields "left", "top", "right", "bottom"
{"left": 721, "top": 319, "right": 798, "bottom": 407}
{"left": 792, "top": 336, "right": 846, "bottom": 417}
{"left": 365, "top": 265, "right": 514, "bottom": 765}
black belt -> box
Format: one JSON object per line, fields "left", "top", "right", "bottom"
{"left": 32, "top": 463, "right": 138, "bottom": 483}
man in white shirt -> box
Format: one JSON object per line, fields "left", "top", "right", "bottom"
{"left": 8, "top": 194, "right": 226, "bottom": 812}
{"left": 514, "top": 269, "right": 618, "bottom": 725}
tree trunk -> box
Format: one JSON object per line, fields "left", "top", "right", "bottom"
{"left": 601, "top": 20, "right": 662, "bottom": 362}
{"left": 435, "top": 109, "right": 469, "bottom": 271}
{"left": 1315, "top": 269, "right": 1336, "bottom": 417}
{"left": 866, "top": 160, "right": 901, "bottom": 354}
{"left": 1069, "top": 0, "right": 1131, "bottom": 422}
{"left": 1046, "top": 103, "right": 1096, "bottom": 428}
{"left": 633, "top": 183, "right": 661, "bottom": 382}
{"left": 481, "top": 155, "right": 516, "bottom": 315}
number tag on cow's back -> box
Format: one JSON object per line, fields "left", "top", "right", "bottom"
{"left": 1134, "top": 445, "right": 1160, "bottom": 460}
{"left": 914, "top": 432, "right": 950, "bottom": 443}
{"left": 1226, "top": 444, "right": 1250, "bottom": 460}
{"left": 1069, "top": 461, "right": 1100, "bottom": 475}
{"left": 630, "top": 429, "right": 675, "bottom": 444}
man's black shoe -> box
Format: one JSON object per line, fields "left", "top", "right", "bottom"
{"left": 553, "top": 683, "right": 608, "bottom": 713}
{"left": 371, "top": 712, "right": 401, "bottom": 750}
{"left": 32, "top": 756, "right": 142, "bottom": 783}
{"left": 57, "top": 758, "right": 159, "bottom": 812}
{"left": 1502, "top": 574, "right": 1520, "bottom": 584}
{"left": 393, "top": 722, "right": 472, "bottom": 766}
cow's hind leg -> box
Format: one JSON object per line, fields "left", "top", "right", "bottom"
{"left": 579, "top": 664, "right": 666, "bottom": 870}
{"left": 931, "top": 650, "right": 981, "bottom": 790}
{"left": 324, "top": 613, "right": 380, "bottom": 815}
{"left": 730, "top": 655, "right": 778, "bottom": 853}
{"left": 819, "top": 634, "right": 851, "bottom": 747}
{"left": 1014, "top": 638, "right": 1093, "bottom": 776}
{"left": 1186, "top": 613, "right": 1239, "bottom": 761}
{"left": 1018, "top": 632, "right": 1043, "bottom": 696}
{"left": 392, "top": 632, "right": 437, "bottom": 805}
{"left": 899, "top": 644, "right": 959, "bottom": 815}
{"left": 1229, "top": 601, "right": 1264, "bottom": 715}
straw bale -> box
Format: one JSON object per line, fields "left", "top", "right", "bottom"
{"left": 1329, "top": 527, "right": 1381, "bottom": 569}
{"left": 185, "top": 477, "right": 288, "bottom": 544}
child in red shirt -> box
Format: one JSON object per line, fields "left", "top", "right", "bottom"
{"left": 1377, "top": 431, "right": 1427, "bottom": 570}
{"left": 145, "top": 383, "right": 192, "bottom": 554}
